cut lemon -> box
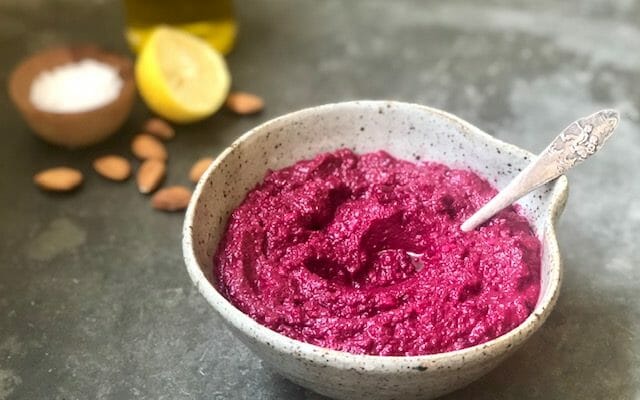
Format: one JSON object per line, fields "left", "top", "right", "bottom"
{"left": 135, "top": 26, "right": 231, "bottom": 123}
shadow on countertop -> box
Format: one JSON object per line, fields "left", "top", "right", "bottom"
{"left": 263, "top": 275, "right": 634, "bottom": 400}
{"left": 441, "top": 252, "right": 634, "bottom": 399}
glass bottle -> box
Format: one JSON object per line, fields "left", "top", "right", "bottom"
{"left": 123, "top": 0, "right": 237, "bottom": 54}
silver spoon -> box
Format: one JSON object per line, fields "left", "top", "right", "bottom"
{"left": 460, "top": 109, "right": 620, "bottom": 232}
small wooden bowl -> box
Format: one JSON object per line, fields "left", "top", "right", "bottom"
{"left": 8, "top": 45, "right": 136, "bottom": 149}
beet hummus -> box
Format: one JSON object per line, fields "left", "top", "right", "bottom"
{"left": 214, "top": 149, "right": 540, "bottom": 356}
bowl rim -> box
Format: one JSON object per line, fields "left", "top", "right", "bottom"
{"left": 183, "top": 100, "right": 568, "bottom": 369}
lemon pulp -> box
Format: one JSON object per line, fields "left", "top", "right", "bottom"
{"left": 135, "top": 26, "right": 231, "bottom": 123}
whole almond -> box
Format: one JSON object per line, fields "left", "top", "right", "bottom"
{"left": 131, "top": 134, "right": 168, "bottom": 160}
{"left": 151, "top": 186, "right": 192, "bottom": 211}
{"left": 93, "top": 155, "right": 131, "bottom": 181}
{"left": 34, "top": 167, "right": 83, "bottom": 192}
{"left": 189, "top": 157, "right": 214, "bottom": 183}
{"left": 226, "top": 92, "right": 264, "bottom": 115}
{"left": 136, "top": 159, "right": 166, "bottom": 194}
{"left": 144, "top": 118, "right": 175, "bottom": 140}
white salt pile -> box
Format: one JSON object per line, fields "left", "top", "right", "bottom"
{"left": 29, "top": 59, "right": 123, "bottom": 113}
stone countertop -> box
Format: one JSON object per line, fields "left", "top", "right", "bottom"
{"left": 1, "top": 0, "right": 638, "bottom": 399}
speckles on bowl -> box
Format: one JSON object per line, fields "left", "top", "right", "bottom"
{"left": 182, "top": 101, "right": 567, "bottom": 400}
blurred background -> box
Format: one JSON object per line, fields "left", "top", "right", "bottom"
{"left": 1, "top": 0, "right": 638, "bottom": 399}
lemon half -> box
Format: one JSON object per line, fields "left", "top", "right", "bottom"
{"left": 135, "top": 26, "right": 231, "bottom": 123}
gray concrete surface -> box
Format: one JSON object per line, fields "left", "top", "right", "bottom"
{"left": 1, "top": 0, "right": 639, "bottom": 399}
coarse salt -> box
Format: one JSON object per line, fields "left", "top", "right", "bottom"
{"left": 29, "top": 59, "right": 123, "bottom": 113}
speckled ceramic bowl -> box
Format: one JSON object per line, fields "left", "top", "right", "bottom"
{"left": 183, "top": 101, "right": 568, "bottom": 400}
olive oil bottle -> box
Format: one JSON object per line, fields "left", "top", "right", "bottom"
{"left": 123, "top": 0, "right": 237, "bottom": 54}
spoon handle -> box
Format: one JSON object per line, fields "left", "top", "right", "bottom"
{"left": 460, "top": 109, "right": 620, "bottom": 232}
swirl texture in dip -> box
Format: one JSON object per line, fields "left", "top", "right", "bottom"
{"left": 214, "top": 149, "right": 540, "bottom": 356}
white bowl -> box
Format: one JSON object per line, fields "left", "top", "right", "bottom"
{"left": 183, "top": 101, "right": 568, "bottom": 400}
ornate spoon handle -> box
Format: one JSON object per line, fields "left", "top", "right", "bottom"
{"left": 460, "top": 109, "right": 620, "bottom": 232}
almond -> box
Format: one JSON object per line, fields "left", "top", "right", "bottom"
{"left": 143, "top": 117, "right": 175, "bottom": 140}
{"left": 151, "top": 186, "right": 192, "bottom": 211}
{"left": 189, "top": 157, "right": 214, "bottom": 183}
{"left": 34, "top": 167, "right": 83, "bottom": 192}
{"left": 226, "top": 92, "right": 264, "bottom": 115}
{"left": 136, "top": 159, "right": 166, "bottom": 194}
{"left": 93, "top": 155, "right": 131, "bottom": 181}
{"left": 131, "top": 134, "right": 168, "bottom": 160}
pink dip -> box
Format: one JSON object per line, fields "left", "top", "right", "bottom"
{"left": 214, "top": 149, "right": 541, "bottom": 356}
